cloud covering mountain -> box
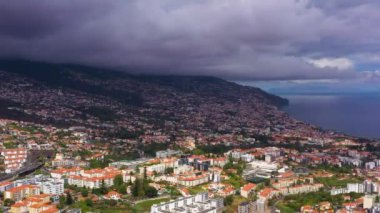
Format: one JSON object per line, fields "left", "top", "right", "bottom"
{"left": 0, "top": 0, "right": 379, "bottom": 82}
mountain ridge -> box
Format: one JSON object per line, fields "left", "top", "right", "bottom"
{"left": 0, "top": 59, "right": 289, "bottom": 107}
{"left": 0, "top": 59, "right": 317, "bottom": 141}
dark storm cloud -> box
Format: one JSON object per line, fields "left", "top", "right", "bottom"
{"left": 0, "top": 0, "right": 379, "bottom": 81}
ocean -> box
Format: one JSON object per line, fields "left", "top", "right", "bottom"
{"left": 281, "top": 94, "right": 380, "bottom": 139}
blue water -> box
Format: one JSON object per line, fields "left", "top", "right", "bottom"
{"left": 282, "top": 95, "right": 380, "bottom": 139}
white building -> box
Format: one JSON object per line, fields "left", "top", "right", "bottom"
{"left": 144, "top": 164, "right": 166, "bottom": 174}
{"left": 174, "top": 165, "right": 193, "bottom": 175}
{"left": 13, "top": 175, "right": 65, "bottom": 196}
{"left": 229, "top": 150, "right": 243, "bottom": 160}
{"left": 38, "top": 180, "right": 64, "bottom": 195}
{"left": 150, "top": 192, "right": 223, "bottom": 213}
{"left": 256, "top": 198, "right": 267, "bottom": 213}
{"left": 1, "top": 148, "right": 27, "bottom": 173}
{"left": 331, "top": 180, "right": 378, "bottom": 195}
{"left": 347, "top": 183, "right": 364, "bottom": 193}
{"left": 241, "top": 154, "right": 254, "bottom": 162}
{"left": 248, "top": 160, "right": 278, "bottom": 173}
{"left": 265, "top": 154, "right": 275, "bottom": 163}
{"left": 123, "top": 174, "right": 136, "bottom": 183}
{"left": 366, "top": 162, "right": 376, "bottom": 170}
{"left": 364, "top": 195, "right": 376, "bottom": 209}
{"left": 331, "top": 188, "right": 347, "bottom": 195}
{"left": 156, "top": 149, "right": 182, "bottom": 158}
{"left": 178, "top": 173, "right": 209, "bottom": 187}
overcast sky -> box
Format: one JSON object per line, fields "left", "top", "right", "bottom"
{"left": 1, "top": 0, "right": 380, "bottom": 92}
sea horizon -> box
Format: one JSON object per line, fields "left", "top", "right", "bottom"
{"left": 279, "top": 93, "right": 380, "bottom": 140}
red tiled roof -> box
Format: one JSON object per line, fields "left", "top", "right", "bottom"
{"left": 242, "top": 183, "right": 256, "bottom": 192}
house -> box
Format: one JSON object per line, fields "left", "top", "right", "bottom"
{"left": 104, "top": 191, "right": 122, "bottom": 200}
{"left": 301, "top": 205, "right": 317, "bottom": 213}
{"left": 319, "top": 201, "right": 332, "bottom": 211}
{"left": 240, "top": 183, "right": 256, "bottom": 198}
{"left": 86, "top": 153, "right": 104, "bottom": 161}
{"left": 258, "top": 187, "right": 278, "bottom": 200}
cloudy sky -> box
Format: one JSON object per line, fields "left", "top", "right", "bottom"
{"left": 1, "top": 0, "right": 380, "bottom": 93}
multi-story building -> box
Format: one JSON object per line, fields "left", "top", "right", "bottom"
{"left": 331, "top": 180, "right": 377, "bottom": 195}
{"left": 10, "top": 194, "right": 58, "bottom": 213}
{"left": 347, "top": 183, "right": 365, "bottom": 193}
{"left": 211, "top": 157, "right": 227, "bottom": 168}
{"left": 156, "top": 149, "right": 182, "bottom": 158}
{"left": 144, "top": 164, "right": 166, "bottom": 174}
{"left": 369, "top": 203, "right": 380, "bottom": 213}
{"left": 4, "top": 185, "right": 40, "bottom": 201}
{"left": 38, "top": 180, "right": 64, "bottom": 195}
{"left": 9, "top": 175, "right": 65, "bottom": 197}
{"left": 280, "top": 184, "right": 323, "bottom": 196}
{"left": 178, "top": 173, "right": 209, "bottom": 187}
{"left": 150, "top": 192, "right": 223, "bottom": 213}
{"left": 174, "top": 165, "right": 193, "bottom": 175}
{"left": 67, "top": 167, "right": 121, "bottom": 189}
{"left": 238, "top": 201, "right": 257, "bottom": 213}
{"left": 240, "top": 183, "right": 256, "bottom": 198}
{"left": 50, "top": 167, "right": 82, "bottom": 179}
{"left": 0, "top": 181, "right": 15, "bottom": 192}
{"left": 1, "top": 148, "right": 27, "bottom": 173}
{"left": 256, "top": 198, "right": 267, "bottom": 213}
{"left": 364, "top": 195, "right": 376, "bottom": 209}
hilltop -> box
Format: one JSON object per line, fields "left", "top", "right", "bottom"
{"left": 0, "top": 60, "right": 318, "bottom": 141}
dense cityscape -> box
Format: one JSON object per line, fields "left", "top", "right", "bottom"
{"left": 0, "top": 116, "right": 380, "bottom": 213}
{"left": 1, "top": 1, "right": 380, "bottom": 213}
{"left": 0, "top": 62, "right": 379, "bottom": 213}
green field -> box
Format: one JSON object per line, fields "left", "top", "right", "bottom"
{"left": 72, "top": 201, "right": 133, "bottom": 213}
{"left": 224, "top": 196, "right": 248, "bottom": 213}
{"left": 276, "top": 202, "right": 296, "bottom": 213}
{"left": 315, "top": 176, "right": 363, "bottom": 188}
{"left": 134, "top": 197, "right": 171, "bottom": 213}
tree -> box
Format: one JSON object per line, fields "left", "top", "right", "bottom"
{"left": 193, "top": 148, "right": 204, "bottom": 155}
{"left": 81, "top": 188, "right": 89, "bottom": 197}
{"left": 114, "top": 174, "right": 127, "bottom": 194}
{"left": 89, "top": 159, "right": 110, "bottom": 169}
{"left": 132, "top": 178, "right": 140, "bottom": 197}
{"left": 132, "top": 178, "right": 145, "bottom": 197}
{"left": 114, "top": 174, "right": 124, "bottom": 188}
{"left": 165, "top": 167, "right": 174, "bottom": 174}
{"left": 4, "top": 198, "right": 15, "bottom": 207}
{"left": 138, "top": 179, "right": 145, "bottom": 197}
{"left": 143, "top": 167, "right": 147, "bottom": 180}
{"left": 224, "top": 195, "right": 234, "bottom": 206}
{"left": 100, "top": 180, "right": 108, "bottom": 195}
{"left": 85, "top": 198, "right": 93, "bottom": 207}
{"left": 58, "top": 195, "right": 66, "bottom": 209}
{"left": 117, "top": 184, "right": 127, "bottom": 194}
{"left": 66, "top": 192, "right": 74, "bottom": 205}
{"left": 105, "top": 199, "right": 117, "bottom": 206}
{"left": 145, "top": 186, "right": 158, "bottom": 198}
